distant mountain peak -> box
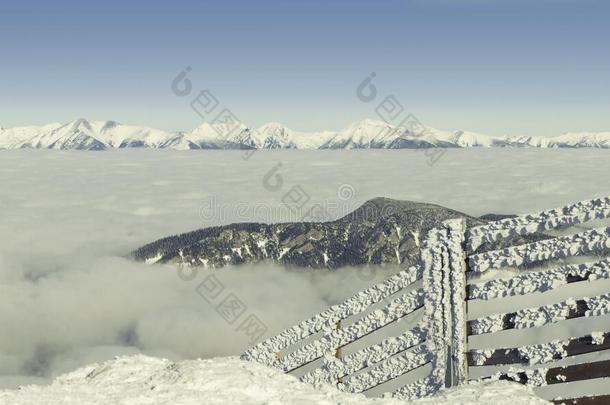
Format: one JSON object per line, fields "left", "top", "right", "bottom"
{"left": 348, "top": 118, "right": 391, "bottom": 130}
{"left": 101, "top": 120, "right": 119, "bottom": 129}
{"left": 363, "top": 117, "right": 388, "bottom": 125}
{"left": 68, "top": 118, "right": 92, "bottom": 129}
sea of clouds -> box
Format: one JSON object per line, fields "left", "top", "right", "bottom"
{"left": 0, "top": 148, "right": 609, "bottom": 389}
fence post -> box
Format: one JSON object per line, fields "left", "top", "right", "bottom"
{"left": 335, "top": 320, "right": 343, "bottom": 384}
{"left": 334, "top": 320, "right": 342, "bottom": 360}
{"left": 421, "top": 219, "right": 468, "bottom": 392}
{"left": 445, "top": 219, "right": 468, "bottom": 385}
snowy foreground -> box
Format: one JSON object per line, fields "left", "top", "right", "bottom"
{"left": 0, "top": 355, "right": 549, "bottom": 405}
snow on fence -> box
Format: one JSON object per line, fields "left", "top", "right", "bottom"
{"left": 466, "top": 196, "right": 610, "bottom": 252}
{"left": 242, "top": 195, "right": 610, "bottom": 403}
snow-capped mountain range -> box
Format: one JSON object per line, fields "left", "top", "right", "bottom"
{"left": 1, "top": 118, "right": 609, "bottom": 150}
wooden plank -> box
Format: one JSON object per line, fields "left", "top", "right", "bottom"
{"left": 393, "top": 376, "right": 441, "bottom": 401}
{"left": 341, "top": 345, "right": 431, "bottom": 393}
{"left": 468, "top": 226, "right": 610, "bottom": 273}
{"left": 466, "top": 196, "right": 610, "bottom": 251}
{"left": 552, "top": 394, "right": 610, "bottom": 405}
{"left": 280, "top": 288, "right": 425, "bottom": 372}
{"left": 337, "top": 326, "right": 425, "bottom": 377}
{"left": 300, "top": 325, "right": 426, "bottom": 385}
{"left": 466, "top": 259, "right": 610, "bottom": 301}
{"left": 242, "top": 264, "right": 423, "bottom": 365}
{"left": 445, "top": 219, "right": 469, "bottom": 385}
{"left": 467, "top": 293, "right": 610, "bottom": 336}
{"left": 421, "top": 220, "right": 469, "bottom": 390}
{"left": 420, "top": 225, "right": 451, "bottom": 390}
{"left": 467, "top": 332, "right": 610, "bottom": 366}
{"left": 494, "top": 358, "right": 610, "bottom": 386}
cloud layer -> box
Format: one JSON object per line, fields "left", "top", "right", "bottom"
{"left": 1, "top": 149, "right": 609, "bottom": 388}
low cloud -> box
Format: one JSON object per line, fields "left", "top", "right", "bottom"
{"left": 0, "top": 251, "right": 394, "bottom": 388}
{"left": 2, "top": 149, "right": 607, "bottom": 389}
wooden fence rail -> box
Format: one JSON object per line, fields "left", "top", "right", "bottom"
{"left": 467, "top": 332, "right": 610, "bottom": 366}
{"left": 466, "top": 196, "right": 610, "bottom": 251}
{"left": 466, "top": 259, "right": 610, "bottom": 300}
{"left": 552, "top": 394, "right": 610, "bottom": 405}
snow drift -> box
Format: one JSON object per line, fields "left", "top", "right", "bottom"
{"left": 0, "top": 355, "right": 549, "bottom": 405}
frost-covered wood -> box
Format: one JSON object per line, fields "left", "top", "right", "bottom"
{"left": 491, "top": 358, "right": 610, "bottom": 386}
{"left": 278, "top": 288, "right": 425, "bottom": 372}
{"left": 421, "top": 226, "right": 451, "bottom": 390}
{"left": 392, "top": 376, "right": 442, "bottom": 400}
{"left": 341, "top": 345, "right": 431, "bottom": 393}
{"left": 469, "top": 227, "right": 610, "bottom": 273}
{"left": 241, "top": 264, "right": 422, "bottom": 365}
{"left": 445, "top": 219, "right": 468, "bottom": 384}
{"left": 551, "top": 394, "right": 610, "bottom": 405}
{"left": 243, "top": 196, "right": 610, "bottom": 401}
{"left": 467, "top": 196, "right": 610, "bottom": 251}
{"left": 300, "top": 325, "right": 426, "bottom": 385}
{"left": 467, "top": 293, "right": 610, "bottom": 335}
{"left": 467, "top": 259, "right": 610, "bottom": 300}
{"left": 421, "top": 219, "right": 468, "bottom": 389}
{"left": 468, "top": 332, "right": 610, "bottom": 366}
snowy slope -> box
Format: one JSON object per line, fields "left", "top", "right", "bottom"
{"left": 0, "top": 122, "right": 63, "bottom": 149}
{"left": 503, "top": 135, "right": 553, "bottom": 148}
{"left": 321, "top": 121, "right": 508, "bottom": 149}
{"left": 550, "top": 131, "right": 610, "bottom": 148}
{"left": 0, "top": 355, "right": 549, "bottom": 405}
{"left": 184, "top": 122, "right": 252, "bottom": 149}
{"left": 1, "top": 118, "right": 609, "bottom": 150}
{"left": 321, "top": 119, "right": 396, "bottom": 149}
{"left": 0, "top": 119, "right": 185, "bottom": 150}
{"left": 449, "top": 130, "right": 506, "bottom": 147}
{"left": 319, "top": 119, "right": 453, "bottom": 149}
{"left": 254, "top": 122, "right": 334, "bottom": 149}
{"left": 94, "top": 120, "right": 186, "bottom": 149}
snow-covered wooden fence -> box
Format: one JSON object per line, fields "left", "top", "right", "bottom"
{"left": 242, "top": 196, "right": 610, "bottom": 403}
{"left": 465, "top": 196, "right": 610, "bottom": 405}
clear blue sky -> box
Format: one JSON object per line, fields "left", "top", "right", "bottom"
{"left": 1, "top": 0, "right": 609, "bottom": 136}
